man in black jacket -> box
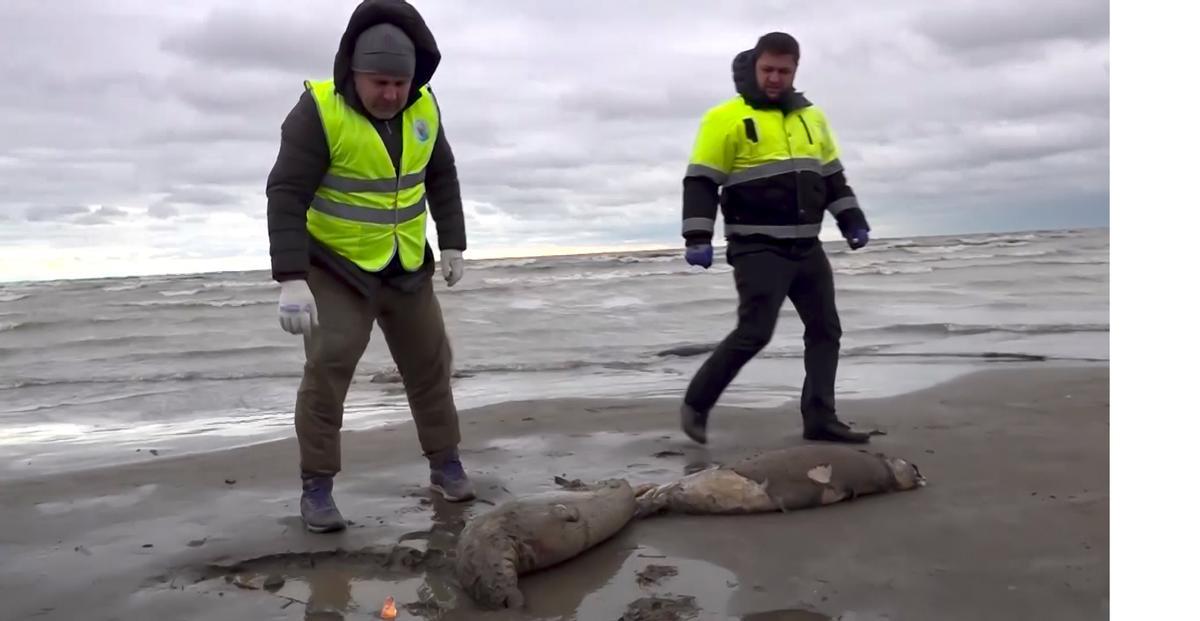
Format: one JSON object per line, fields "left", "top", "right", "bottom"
{"left": 679, "top": 32, "right": 873, "bottom": 445}
{"left": 265, "top": 0, "right": 474, "bottom": 533}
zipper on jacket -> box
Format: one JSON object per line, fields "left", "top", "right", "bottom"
{"left": 784, "top": 111, "right": 809, "bottom": 223}
{"left": 386, "top": 120, "right": 400, "bottom": 223}
{"left": 797, "top": 113, "right": 813, "bottom": 144}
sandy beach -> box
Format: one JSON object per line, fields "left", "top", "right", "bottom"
{"left": 0, "top": 365, "right": 1108, "bottom": 620}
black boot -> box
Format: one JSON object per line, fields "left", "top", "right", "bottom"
{"left": 680, "top": 403, "right": 708, "bottom": 444}
{"left": 803, "top": 419, "right": 871, "bottom": 444}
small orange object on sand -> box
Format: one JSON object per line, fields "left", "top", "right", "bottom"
{"left": 380, "top": 596, "right": 398, "bottom": 619}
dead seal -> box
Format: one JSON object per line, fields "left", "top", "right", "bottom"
{"left": 455, "top": 478, "right": 636, "bottom": 609}
{"left": 634, "top": 445, "right": 925, "bottom": 517}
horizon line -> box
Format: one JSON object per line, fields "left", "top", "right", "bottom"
{"left": 0, "top": 224, "right": 1109, "bottom": 286}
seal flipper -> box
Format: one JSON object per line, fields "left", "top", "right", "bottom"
{"left": 819, "top": 485, "right": 849, "bottom": 505}
{"left": 759, "top": 477, "right": 788, "bottom": 513}
{"left": 551, "top": 503, "right": 580, "bottom": 523}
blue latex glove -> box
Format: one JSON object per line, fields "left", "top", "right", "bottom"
{"left": 847, "top": 229, "right": 869, "bottom": 250}
{"left": 685, "top": 243, "right": 713, "bottom": 268}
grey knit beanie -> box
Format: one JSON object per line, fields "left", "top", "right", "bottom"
{"left": 351, "top": 23, "right": 416, "bottom": 77}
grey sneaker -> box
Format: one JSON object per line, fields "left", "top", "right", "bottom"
{"left": 429, "top": 452, "right": 476, "bottom": 502}
{"left": 300, "top": 476, "right": 347, "bottom": 533}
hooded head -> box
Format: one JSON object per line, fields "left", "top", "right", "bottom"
{"left": 732, "top": 32, "right": 809, "bottom": 111}
{"left": 332, "top": 0, "right": 441, "bottom": 120}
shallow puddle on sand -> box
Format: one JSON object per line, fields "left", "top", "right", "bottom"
{"left": 184, "top": 548, "right": 461, "bottom": 620}
{"left": 261, "top": 565, "right": 422, "bottom": 618}
{"left": 218, "top": 564, "right": 461, "bottom": 619}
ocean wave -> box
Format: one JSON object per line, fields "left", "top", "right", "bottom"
{"left": 839, "top": 265, "right": 935, "bottom": 276}
{"left": 101, "top": 282, "right": 145, "bottom": 292}
{"left": 0, "top": 370, "right": 302, "bottom": 390}
{"left": 472, "top": 266, "right": 714, "bottom": 292}
{"left": 201, "top": 280, "right": 274, "bottom": 290}
{"left": 654, "top": 322, "right": 1108, "bottom": 359}
{"left": 615, "top": 255, "right": 678, "bottom": 265}
{"left": 98, "top": 344, "right": 293, "bottom": 364}
{"left": 509, "top": 298, "right": 548, "bottom": 310}
{"left": 120, "top": 299, "right": 272, "bottom": 309}
{"left": 423, "top": 346, "right": 1107, "bottom": 379}
{"left": 159, "top": 289, "right": 204, "bottom": 297}
{"left": 475, "top": 258, "right": 542, "bottom": 269}
{"left": 834, "top": 256, "right": 1103, "bottom": 277}
{"left": 0, "top": 293, "right": 30, "bottom": 302}
{"left": 368, "top": 359, "right": 654, "bottom": 383}
{"left": 0, "top": 321, "right": 19, "bottom": 332}
{"left": 862, "top": 322, "right": 1109, "bottom": 336}
{"left": 3, "top": 336, "right": 1108, "bottom": 391}
{"left": 471, "top": 252, "right": 679, "bottom": 273}
{"left": 1, "top": 358, "right": 656, "bottom": 390}
{"left": 600, "top": 296, "right": 646, "bottom": 309}
{"left": 960, "top": 233, "right": 1041, "bottom": 244}
{"left": 899, "top": 244, "right": 1047, "bottom": 257}
{"left": 881, "top": 233, "right": 1042, "bottom": 251}
{"left": 0, "top": 316, "right": 131, "bottom": 333}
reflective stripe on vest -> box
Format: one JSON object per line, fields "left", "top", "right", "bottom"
{"left": 303, "top": 78, "right": 440, "bottom": 272}
{"left": 725, "top": 157, "right": 824, "bottom": 186}
{"left": 318, "top": 170, "right": 427, "bottom": 194}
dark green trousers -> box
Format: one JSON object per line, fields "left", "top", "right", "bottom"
{"left": 294, "top": 264, "right": 461, "bottom": 476}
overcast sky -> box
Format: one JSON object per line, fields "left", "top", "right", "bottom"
{"left": 0, "top": 0, "right": 1108, "bottom": 282}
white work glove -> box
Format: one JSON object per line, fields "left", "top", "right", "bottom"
{"left": 441, "top": 249, "right": 464, "bottom": 287}
{"left": 278, "top": 280, "right": 318, "bottom": 336}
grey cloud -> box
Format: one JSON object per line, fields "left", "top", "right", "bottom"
{"left": 73, "top": 206, "right": 130, "bottom": 226}
{"left": 148, "top": 186, "right": 249, "bottom": 221}
{"left": 914, "top": 0, "right": 1108, "bottom": 52}
{"left": 160, "top": 8, "right": 338, "bottom": 75}
{"left": 148, "top": 203, "right": 179, "bottom": 219}
{"left": 553, "top": 83, "right": 729, "bottom": 124}
{"left": 134, "top": 115, "right": 278, "bottom": 146}
{"left": 25, "top": 205, "right": 88, "bottom": 222}
{"left": 161, "top": 187, "right": 241, "bottom": 206}
{"left": 163, "top": 70, "right": 308, "bottom": 118}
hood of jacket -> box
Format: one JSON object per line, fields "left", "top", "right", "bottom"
{"left": 332, "top": 0, "right": 441, "bottom": 115}
{"left": 731, "top": 48, "right": 811, "bottom": 112}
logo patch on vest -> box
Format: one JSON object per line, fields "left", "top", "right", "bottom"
{"left": 414, "top": 118, "right": 430, "bottom": 142}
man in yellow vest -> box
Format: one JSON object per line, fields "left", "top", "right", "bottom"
{"left": 265, "top": 0, "right": 474, "bottom": 533}
{"left": 679, "top": 32, "right": 874, "bottom": 445}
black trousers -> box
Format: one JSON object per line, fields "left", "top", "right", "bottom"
{"left": 684, "top": 239, "right": 843, "bottom": 426}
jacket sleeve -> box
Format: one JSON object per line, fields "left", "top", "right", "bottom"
{"left": 425, "top": 120, "right": 467, "bottom": 252}
{"left": 816, "top": 109, "right": 870, "bottom": 237}
{"left": 681, "top": 109, "right": 734, "bottom": 246}
{"left": 265, "top": 91, "right": 329, "bottom": 282}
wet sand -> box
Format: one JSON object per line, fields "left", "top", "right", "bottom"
{"left": 0, "top": 366, "right": 1108, "bottom": 620}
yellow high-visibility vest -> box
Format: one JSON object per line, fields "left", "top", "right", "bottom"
{"left": 304, "top": 78, "right": 439, "bottom": 271}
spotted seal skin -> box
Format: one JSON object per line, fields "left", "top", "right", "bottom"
{"left": 634, "top": 445, "right": 925, "bottom": 517}
{"left": 455, "top": 478, "right": 636, "bottom": 609}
